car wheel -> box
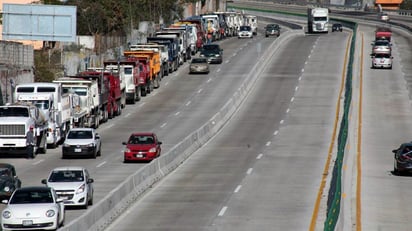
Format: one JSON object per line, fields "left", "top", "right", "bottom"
{"left": 82, "top": 199, "right": 88, "bottom": 209}
{"left": 97, "top": 147, "right": 101, "bottom": 156}
{"left": 88, "top": 195, "right": 93, "bottom": 205}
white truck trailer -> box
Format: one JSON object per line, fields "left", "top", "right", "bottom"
{"left": 0, "top": 103, "right": 48, "bottom": 157}
{"left": 53, "top": 77, "right": 101, "bottom": 128}
{"left": 307, "top": 8, "right": 329, "bottom": 33}
{"left": 14, "top": 83, "right": 74, "bottom": 148}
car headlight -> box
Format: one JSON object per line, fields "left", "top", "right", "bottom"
{"left": 149, "top": 147, "right": 157, "bottom": 152}
{"left": 200, "top": 54, "right": 205, "bottom": 57}
{"left": 2, "top": 210, "right": 11, "bottom": 219}
{"left": 215, "top": 54, "right": 220, "bottom": 57}
{"left": 124, "top": 148, "right": 131, "bottom": 153}
{"left": 46, "top": 209, "right": 56, "bottom": 217}
{"left": 76, "top": 183, "right": 86, "bottom": 194}
{"left": 87, "top": 143, "right": 95, "bottom": 147}
{"left": 3, "top": 186, "right": 10, "bottom": 192}
{"left": 63, "top": 143, "right": 70, "bottom": 148}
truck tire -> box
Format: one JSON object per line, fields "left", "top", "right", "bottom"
{"left": 108, "top": 106, "right": 114, "bottom": 119}
{"left": 116, "top": 101, "right": 122, "bottom": 116}
{"left": 135, "top": 86, "right": 141, "bottom": 101}
{"left": 154, "top": 76, "right": 160, "bottom": 89}
{"left": 141, "top": 86, "right": 147, "bottom": 97}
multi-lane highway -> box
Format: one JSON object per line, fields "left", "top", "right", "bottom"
{"left": 1, "top": 2, "right": 411, "bottom": 231}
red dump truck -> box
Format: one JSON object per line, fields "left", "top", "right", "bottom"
{"left": 375, "top": 27, "right": 392, "bottom": 41}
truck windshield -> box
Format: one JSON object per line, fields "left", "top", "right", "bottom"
{"left": 34, "top": 100, "right": 49, "bottom": 110}
{"left": 0, "top": 107, "right": 29, "bottom": 117}
{"left": 124, "top": 67, "right": 133, "bottom": 75}
{"left": 63, "top": 87, "right": 88, "bottom": 96}
{"left": 314, "top": 17, "right": 327, "bottom": 21}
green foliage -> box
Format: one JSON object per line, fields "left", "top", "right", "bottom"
{"left": 400, "top": 0, "right": 412, "bottom": 10}
{"left": 34, "top": 50, "right": 62, "bottom": 82}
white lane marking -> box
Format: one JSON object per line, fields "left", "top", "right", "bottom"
{"left": 233, "top": 52, "right": 237, "bottom": 56}
{"left": 217, "top": 69, "right": 221, "bottom": 73}
{"left": 207, "top": 78, "right": 212, "bottom": 83}
{"left": 32, "top": 159, "right": 44, "bottom": 165}
{"left": 218, "top": 206, "right": 228, "bottom": 216}
{"left": 286, "top": 108, "right": 290, "bottom": 113}
{"left": 225, "top": 60, "right": 229, "bottom": 64}
{"left": 198, "top": 89, "right": 203, "bottom": 94}
{"left": 139, "top": 102, "right": 146, "bottom": 107}
{"left": 160, "top": 123, "right": 167, "bottom": 128}
{"left": 257, "top": 153, "right": 263, "bottom": 159}
{"left": 152, "top": 92, "right": 158, "bottom": 96}
{"left": 266, "top": 141, "right": 271, "bottom": 146}
{"left": 295, "top": 86, "right": 299, "bottom": 91}
{"left": 280, "top": 120, "right": 284, "bottom": 124}
{"left": 186, "top": 101, "right": 191, "bottom": 106}
{"left": 175, "top": 111, "right": 180, "bottom": 116}
{"left": 125, "top": 113, "right": 131, "bottom": 118}
{"left": 299, "top": 76, "right": 302, "bottom": 81}
{"left": 247, "top": 168, "right": 253, "bottom": 175}
{"left": 234, "top": 185, "right": 242, "bottom": 193}
{"left": 274, "top": 130, "right": 279, "bottom": 136}
{"left": 106, "top": 124, "right": 114, "bottom": 129}
{"left": 165, "top": 82, "right": 169, "bottom": 86}
{"left": 96, "top": 161, "right": 106, "bottom": 168}
{"left": 290, "top": 97, "right": 294, "bottom": 102}
{"left": 302, "top": 68, "right": 305, "bottom": 72}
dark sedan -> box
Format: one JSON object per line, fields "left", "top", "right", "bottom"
{"left": 199, "top": 44, "right": 223, "bottom": 64}
{"left": 392, "top": 142, "right": 412, "bottom": 174}
{"left": 0, "top": 163, "right": 21, "bottom": 200}
{"left": 332, "top": 23, "right": 343, "bottom": 32}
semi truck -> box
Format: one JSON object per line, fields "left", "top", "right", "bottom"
{"left": 13, "top": 82, "right": 74, "bottom": 148}
{"left": 307, "top": 8, "right": 329, "bottom": 33}
{"left": 0, "top": 103, "right": 48, "bottom": 157}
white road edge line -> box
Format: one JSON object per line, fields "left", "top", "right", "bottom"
{"left": 247, "top": 168, "right": 253, "bottom": 175}
{"left": 32, "top": 159, "right": 44, "bottom": 165}
{"left": 218, "top": 206, "right": 228, "bottom": 216}
{"left": 96, "top": 161, "right": 106, "bottom": 168}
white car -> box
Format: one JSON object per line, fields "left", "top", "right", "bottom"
{"left": 238, "top": 26, "right": 253, "bottom": 39}
{"left": 371, "top": 53, "right": 393, "bottom": 69}
{"left": 1, "top": 186, "right": 65, "bottom": 231}
{"left": 42, "top": 166, "right": 94, "bottom": 209}
{"left": 62, "top": 128, "right": 101, "bottom": 159}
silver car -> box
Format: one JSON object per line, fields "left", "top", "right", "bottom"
{"left": 42, "top": 166, "right": 94, "bottom": 209}
{"left": 371, "top": 40, "right": 391, "bottom": 54}
{"left": 371, "top": 53, "right": 393, "bottom": 69}
{"left": 62, "top": 128, "right": 101, "bottom": 159}
{"left": 189, "top": 57, "right": 210, "bottom": 74}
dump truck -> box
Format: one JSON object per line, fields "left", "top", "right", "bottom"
{"left": 124, "top": 50, "right": 161, "bottom": 93}
{"left": 146, "top": 36, "right": 179, "bottom": 73}
{"left": 13, "top": 82, "right": 74, "bottom": 148}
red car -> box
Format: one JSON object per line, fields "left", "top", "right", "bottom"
{"left": 122, "top": 133, "right": 162, "bottom": 163}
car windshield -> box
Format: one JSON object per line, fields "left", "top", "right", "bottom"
{"left": 10, "top": 189, "right": 53, "bottom": 204}
{"left": 239, "top": 26, "right": 251, "bottom": 31}
{"left": 128, "top": 135, "right": 155, "bottom": 144}
{"left": 202, "top": 45, "right": 220, "bottom": 51}
{"left": 374, "top": 54, "right": 390, "bottom": 58}
{"left": 0, "top": 168, "right": 11, "bottom": 178}
{"left": 48, "top": 170, "right": 84, "bottom": 182}
{"left": 374, "top": 41, "right": 389, "bottom": 46}
{"left": 266, "top": 25, "right": 279, "bottom": 30}
{"left": 67, "top": 130, "right": 93, "bottom": 139}
{"left": 191, "top": 58, "right": 207, "bottom": 64}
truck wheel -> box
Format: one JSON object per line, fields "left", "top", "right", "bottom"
{"left": 154, "top": 76, "right": 160, "bottom": 89}
{"left": 135, "top": 86, "right": 141, "bottom": 101}
{"left": 109, "top": 106, "right": 114, "bottom": 119}
{"left": 116, "top": 101, "right": 122, "bottom": 116}
{"left": 141, "top": 87, "right": 147, "bottom": 97}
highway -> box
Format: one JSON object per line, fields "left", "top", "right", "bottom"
{"left": 0, "top": 2, "right": 411, "bottom": 231}
{"left": 106, "top": 20, "right": 349, "bottom": 230}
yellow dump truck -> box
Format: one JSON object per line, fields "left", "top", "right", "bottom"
{"left": 124, "top": 50, "right": 162, "bottom": 90}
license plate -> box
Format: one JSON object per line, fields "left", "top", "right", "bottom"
{"left": 60, "top": 196, "right": 69, "bottom": 200}
{"left": 74, "top": 148, "right": 81, "bottom": 152}
{"left": 135, "top": 154, "right": 143, "bottom": 158}
{"left": 22, "top": 220, "right": 33, "bottom": 226}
